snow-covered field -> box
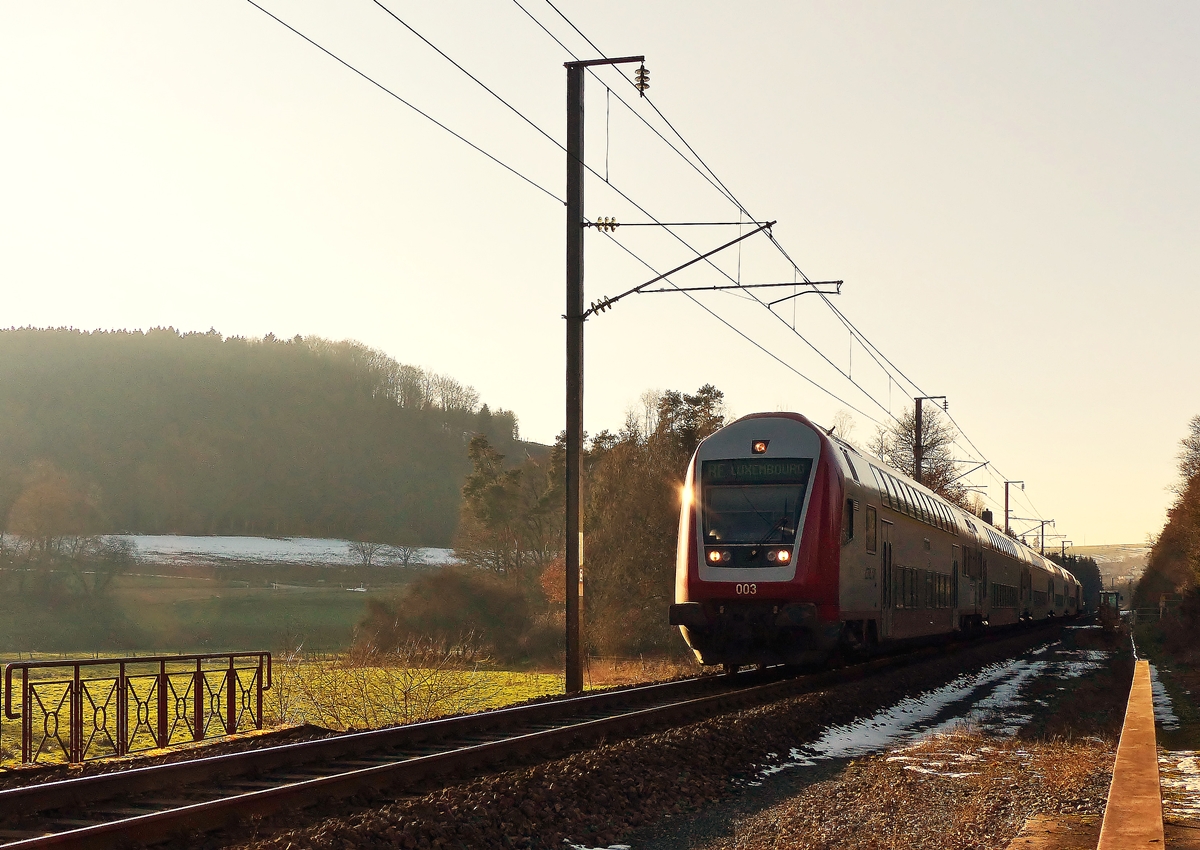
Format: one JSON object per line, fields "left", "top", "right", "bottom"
{"left": 108, "top": 535, "right": 455, "bottom": 568}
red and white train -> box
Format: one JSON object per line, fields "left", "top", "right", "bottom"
{"left": 669, "top": 412, "right": 1079, "bottom": 667}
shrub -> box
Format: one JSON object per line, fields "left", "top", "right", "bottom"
{"left": 356, "top": 567, "right": 559, "bottom": 665}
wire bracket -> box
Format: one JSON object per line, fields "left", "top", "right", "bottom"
{"left": 584, "top": 221, "right": 776, "bottom": 318}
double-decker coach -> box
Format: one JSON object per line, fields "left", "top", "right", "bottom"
{"left": 669, "top": 412, "right": 1077, "bottom": 668}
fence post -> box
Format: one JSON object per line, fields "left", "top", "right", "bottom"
{"left": 256, "top": 655, "right": 264, "bottom": 730}
{"left": 21, "top": 668, "right": 30, "bottom": 764}
{"left": 193, "top": 657, "right": 203, "bottom": 742}
{"left": 226, "top": 656, "right": 236, "bottom": 734}
{"left": 157, "top": 660, "right": 167, "bottom": 747}
{"left": 117, "top": 661, "right": 127, "bottom": 757}
{"left": 71, "top": 664, "right": 82, "bottom": 763}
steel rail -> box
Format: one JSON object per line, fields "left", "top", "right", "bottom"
{"left": 0, "top": 669, "right": 763, "bottom": 819}
{"left": 2, "top": 679, "right": 830, "bottom": 848}
{"left": 0, "top": 666, "right": 806, "bottom": 847}
{"left": 0, "top": 623, "right": 1063, "bottom": 848}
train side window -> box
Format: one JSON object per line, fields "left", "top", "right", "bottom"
{"left": 843, "top": 498, "right": 855, "bottom": 544}
{"left": 883, "top": 474, "right": 900, "bottom": 512}
{"left": 871, "top": 466, "right": 890, "bottom": 509}
{"left": 896, "top": 479, "right": 910, "bottom": 517}
{"left": 865, "top": 506, "right": 878, "bottom": 554}
{"left": 907, "top": 487, "right": 921, "bottom": 520}
{"left": 894, "top": 478, "right": 910, "bottom": 516}
{"left": 905, "top": 484, "right": 920, "bottom": 520}
{"left": 841, "top": 449, "right": 860, "bottom": 482}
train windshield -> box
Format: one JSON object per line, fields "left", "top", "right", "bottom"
{"left": 701, "top": 458, "right": 813, "bottom": 545}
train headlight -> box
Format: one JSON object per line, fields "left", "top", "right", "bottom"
{"left": 767, "top": 550, "right": 777, "bottom": 562}
{"left": 707, "top": 550, "right": 722, "bottom": 563}
{"left": 776, "top": 549, "right": 791, "bottom": 563}
{"left": 751, "top": 440, "right": 769, "bottom": 454}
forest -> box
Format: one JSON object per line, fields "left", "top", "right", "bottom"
{"left": 0, "top": 328, "right": 534, "bottom": 546}
{"left": 1135, "top": 415, "right": 1200, "bottom": 609}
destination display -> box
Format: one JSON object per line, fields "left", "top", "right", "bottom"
{"left": 701, "top": 457, "right": 813, "bottom": 486}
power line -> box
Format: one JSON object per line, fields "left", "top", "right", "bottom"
{"left": 592, "top": 226, "right": 885, "bottom": 427}
{"left": 509, "top": 0, "right": 740, "bottom": 205}
{"left": 251, "top": 0, "right": 866, "bottom": 429}
{"left": 250, "top": 0, "right": 874, "bottom": 432}
{"left": 268, "top": 0, "right": 1044, "bottom": 524}
{"left": 535, "top": 3, "right": 1051, "bottom": 522}
{"left": 365, "top": 0, "right": 786, "bottom": 312}
{"left": 243, "top": 0, "right": 565, "bottom": 206}
{"left": 369, "top": 0, "right": 569, "bottom": 162}
{"left": 526, "top": 3, "right": 918, "bottom": 429}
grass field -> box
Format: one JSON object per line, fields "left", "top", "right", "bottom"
{"left": 0, "top": 561, "right": 420, "bottom": 654}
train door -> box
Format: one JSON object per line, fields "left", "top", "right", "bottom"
{"left": 981, "top": 554, "right": 989, "bottom": 620}
{"left": 951, "top": 544, "right": 960, "bottom": 629}
{"left": 880, "top": 520, "right": 894, "bottom": 638}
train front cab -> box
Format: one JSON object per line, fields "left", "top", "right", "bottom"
{"left": 669, "top": 414, "right": 843, "bottom": 667}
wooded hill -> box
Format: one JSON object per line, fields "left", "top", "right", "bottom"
{"left": 0, "top": 328, "right": 537, "bottom": 546}
{"left": 1136, "top": 415, "right": 1200, "bottom": 607}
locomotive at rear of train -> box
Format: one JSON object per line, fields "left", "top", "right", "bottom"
{"left": 669, "top": 413, "right": 1079, "bottom": 667}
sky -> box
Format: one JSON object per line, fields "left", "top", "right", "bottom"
{"left": 1, "top": 1, "right": 1197, "bottom": 546}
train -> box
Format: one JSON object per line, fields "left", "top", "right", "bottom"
{"left": 669, "top": 412, "right": 1079, "bottom": 668}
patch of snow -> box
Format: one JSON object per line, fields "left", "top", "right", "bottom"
{"left": 748, "top": 643, "right": 1111, "bottom": 783}
{"left": 108, "top": 534, "right": 456, "bottom": 568}
{"left": 1148, "top": 665, "right": 1181, "bottom": 731}
{"left": 1160, "top": 751, "right": 1200, "bottom": 822}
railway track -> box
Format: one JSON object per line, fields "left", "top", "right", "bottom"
{"left": 0, "top": 627, "right": 1057, "bottom": 849}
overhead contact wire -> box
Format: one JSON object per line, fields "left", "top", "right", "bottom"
{"left": 595, "top": 230, "right": 884, "bottom": 426}
{"left": 244, "top": 0, "right": 565, "bottom": 206}
{"left": 510, "top": 0, "right": 740, "bottom": 207}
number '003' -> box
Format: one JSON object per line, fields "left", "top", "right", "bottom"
{"left": 735, "top": 583, "right": 757, "bottom": 595}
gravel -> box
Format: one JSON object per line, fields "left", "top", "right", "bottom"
{"left": 654, "top": 729, "right": 1114, "bottom": 850}
{"left": 221, "top": 626, "right": 1112, "bottom": 850}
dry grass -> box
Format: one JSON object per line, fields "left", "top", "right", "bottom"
{"left": 264, "top": 643, "right": 563, "bottom": 732}
{"left": 583, "top": 655, "right": 701, "bottom": 689}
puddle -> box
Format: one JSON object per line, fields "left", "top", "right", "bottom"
{"left": 750, "top": 642, "right": 1110, "bottom": 781}
{"left": 1160, "top": 749, "right": 1200, "bottom": 823}
{"left": 1149, "top": 664, "right": 1181, "bottom": 731}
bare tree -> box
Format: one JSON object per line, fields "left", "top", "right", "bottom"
{"left": 349, "top": 540, "right": 383, "bottom": 567}
{"left": 393, "top": 544, "right": 425, "bottom": 568}
{"left": 1174, "top": 414, "right": 1200, "bottom": 494}
{"left": 830, "top": 409, "right": 859, "bottom": 447}
{"left": 869, "top": 405, "right": 969, "bottom": 508}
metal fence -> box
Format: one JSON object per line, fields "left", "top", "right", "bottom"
{"left": 3, "top": 652, "right": 271, "bottom": 764}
